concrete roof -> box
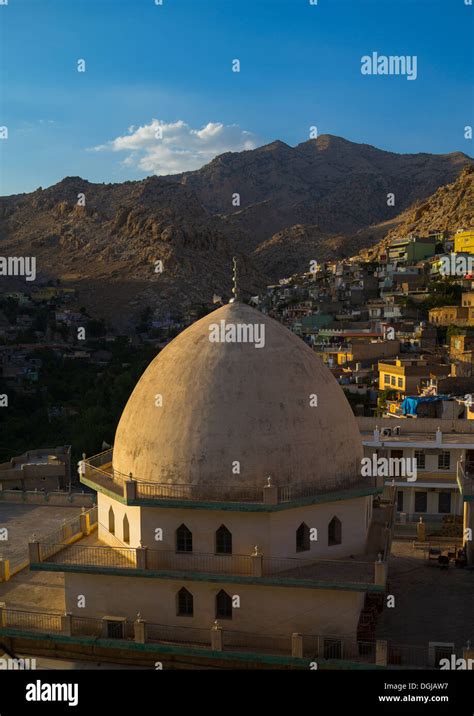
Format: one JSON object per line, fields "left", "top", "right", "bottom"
{"left": 113, "top": 302, "right": 363, "bottom": 490}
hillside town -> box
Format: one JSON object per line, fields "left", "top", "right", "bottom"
{"left": 2, "top": 228, "right": 474, "bottom": 529}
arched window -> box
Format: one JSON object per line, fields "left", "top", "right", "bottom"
{"left": 177, "top": 588, "right": 194, "bottom": 617}
{"left": 215, "top": 525, "right": 232, "bottom": 554}
{"left": 176, "top": 524, "right": 192, "bottom": 553}
{"left": 296, "top": 522, "right": 310, "bottom": 552}
{"left": 215, "top": 590, "right": 232, "bottom": 620}
{"left": 108, "top": 506, "right": 115, "bottom": 535}
{"left": 328, "top": 516, "right": 342, "bottom": 546}
{"left": 123, "top": 514, "right": 130, "bottom": 544}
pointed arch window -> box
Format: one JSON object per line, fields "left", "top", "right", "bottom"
{"left": 108, "top": 506, "right": 115, "bottom": 535}
{"left": 215, "top": 525, "right": 232, "bottom": 554}
{"left": 176, "top": 524, "right": 193, "bottom": 553}
{"left": 296, "top": 522, "right": 310, "bottom": 552}
{"left": 123, "top": 514, "right": 130, "bottom": 544}
{"left": 328, "top": 516, "right": 342, "bottom": 546}
{"left": 177, "top": 588, "right": 194, "bottom": 617}
{"left": 215, "top": 589, "right": 233, "bottom": 620}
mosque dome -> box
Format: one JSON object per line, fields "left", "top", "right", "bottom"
{"left": 112, "top": 302, "right": 363, "bottom": 492}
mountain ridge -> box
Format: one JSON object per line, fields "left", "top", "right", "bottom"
{"left": 1, "top": 134, "right": 472, "bottom": 325}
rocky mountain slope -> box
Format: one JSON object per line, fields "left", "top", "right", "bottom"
{"left": 0, "top": 135, "right": 472, "bottom": 325}
{"left": 355, "top": 164, "right": 474, "bottom": 261}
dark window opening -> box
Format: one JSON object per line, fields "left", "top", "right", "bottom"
{"left": 414, "top": 492, "right": 427, "bottom": 513}
{"left": 108, "top": 506, "right": 115, "bottom": 535}
{"left": 296, "top": 522, "right": 310, "bottom": 552}
{"left": 176, "top": 524, "right": 193, "bottom": 553}
{"left": 215, "top": 525, "right": 232, "bottom": 555}
{"left": 328, "top": 516, "right": 342, "bottom": 546}
{"left": 397, "top": 490, "right": 404, "bottom": 512}
{"left": 177, "top": 588, "right": 194, "bottom": 617}
{"left": 438, "top": 492, "right": 451, "bottom": 514}
{"left": 215, "top": 590, "right": 232, "bottom": 620}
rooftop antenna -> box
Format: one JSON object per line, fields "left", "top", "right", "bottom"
{"left": 229, "top": 256, "right": 241, "bottom": 303}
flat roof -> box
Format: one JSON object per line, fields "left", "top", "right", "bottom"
{"left": 0, "top": 504, "right": 84, "bottom": 565}
{"left": 361, "top": 431, "right": 474, "bottom": 447}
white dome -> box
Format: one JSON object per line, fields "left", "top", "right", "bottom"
{"left": 113, "top": 302, "right": 362, "bottom": 491}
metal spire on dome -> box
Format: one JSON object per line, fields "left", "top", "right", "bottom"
{"left": 229, "top": 255, "right": 241, "bottom": 303}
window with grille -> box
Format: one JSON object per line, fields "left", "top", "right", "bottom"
{"left": 414, "top": 450, "right": 425, "bottom": 470}
{"left": 215, "top": 525, "right": 232, "bottom": 554}
{"left": 438, "top": 452, "right": 450, "bottom": 470}
{"left": 177, "top": 588, "right": 194, "bottom": 617}
{"left": 176, "top": 524, "right": 193, "bottom": 552}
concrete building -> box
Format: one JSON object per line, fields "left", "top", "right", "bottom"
{"left": 32, "top": 301, "right": 392, "bottom": 656}
{"left": 378, "top": 358, "right": 450, "bottom": 396}
{"left": 387, "top": 236, "right": 437, "bottom": 264}
{"left": 358, "top": 417, "right": 474, "bottom": 563}
{"left": 359, "top": 418, "right": 464, "bottom": 520}
{"left": 0, "top": 446, "right": 71, "bottom": 491}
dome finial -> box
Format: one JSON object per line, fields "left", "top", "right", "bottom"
{"left": 229, "top": 255, "right": 240, "bottom": 303}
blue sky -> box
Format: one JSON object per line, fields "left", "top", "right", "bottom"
{"left": 0, "top": 0, "right": 473, "bottom": 195}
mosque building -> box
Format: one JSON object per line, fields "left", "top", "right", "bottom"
{"left": 41, "top": 281, "right": 392, "bottom": 661}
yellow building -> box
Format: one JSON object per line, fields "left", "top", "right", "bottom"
{"left": 429, "top": 305, "right": 474, "bottom": 327}
{"left": 454, "top": 229, "right": 474, "bottom": 254}
{"left": 378, "top": 358, "right": 450, "bottom": 395}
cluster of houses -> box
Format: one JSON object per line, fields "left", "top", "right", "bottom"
{"left": 250, "top": 228, "right": 474, "bottom": 530}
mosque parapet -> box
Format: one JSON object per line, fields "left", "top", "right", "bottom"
{"left": 82, "top": 449, "right": 380, "bottom": 507}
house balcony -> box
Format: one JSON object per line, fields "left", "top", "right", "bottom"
{"left": 80, "top": 449, "right": 382, "bottom": 511}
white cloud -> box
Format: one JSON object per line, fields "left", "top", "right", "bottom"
{"left": 92, "top": 119, "right": 259, "bottom": 174}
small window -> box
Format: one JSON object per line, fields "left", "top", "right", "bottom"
{"left": 328, "top": 516, "right": 342, "bottom": 546}
{"left": 384, "top": 374, "right": 390, "bottom": 384}
{"left": 108, "top": 506, "right": 115, "bottom": 535}
{"left": 296, "top": 522, "right": 310, "bottom": 552}
{"left": 324, "top": 638, "right": 342, "bottom": 659}
{"left": 122, "top": 514, "right": 130, "bottom": 544}
{"left": 391, "top": 376, "right": 396, "bottom": 386}
{"left": 397, "top": 377, "right": 403, "bottom": 388}
{"left": 177, "top": 588, "right": 194, "bottom": 617}
{"left": 215, "top": 590, "right": 232, "bottom": 620}
{"left": 397, "top": 490, "right": 404, "bottom": 512}
{"left": 438, "top": 452, "right": 450, "bottom": 470}
{"left": 105, "top": 619, "right": 125, "bottom": 639}
{"left": 414, "top": 450, "right": 425, "bottom": 470}
{"left": 215, "top": 525, "right": 232, "bottom": 555}
{"left": 414, "top": 492, "right": 427, "bottom": 513}
{"left": 438, "top": 492, "right": 451, "bottom": 514}
{"left": 176, "top": 524, "right": 192, "bottom": 552}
